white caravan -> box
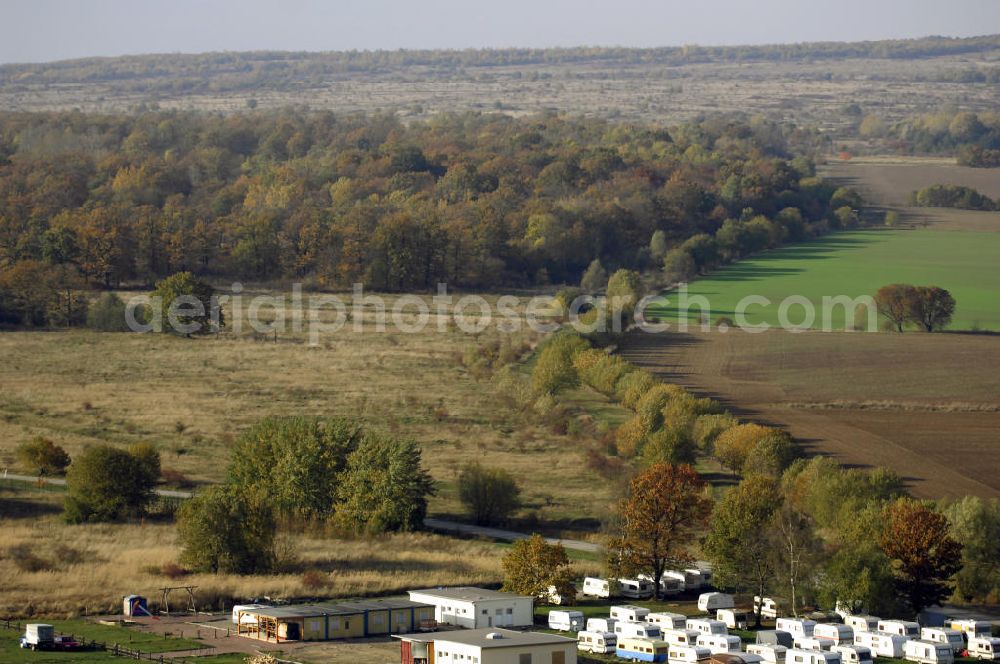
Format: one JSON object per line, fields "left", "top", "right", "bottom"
{"left": 660, "top": 628, "right": 699, "bottom": 647}
{"left": 747, "top": 644, "right": 789, "bottom": 664}
{"left": 684, "top": 569, "right": 707, "bottom": 591}
{"left": 582, "top": 577, "right": 612, "bottom": 598}
{"left": 777, "top": 618, "right": 817, "bottom": 639}
{"left": 587, "top": 617, "right": 617, "bottom": 633}
{"left": 794, "top": 637, "right": 833, "bottom": 651}
{"left": 548, "top": 610, "right": 585, "bottom": 632}
{"left": 639, "top": 573, "right": 685, "bottom": 596}
{"left": 619, "top": 577, "right": 655, "bottom": 599}
{"left": 844, "top": 616, "right": 879, "bottom": 634}
{"left": 904, "top": 640, "right": 955, "bottom": 664}
{"left": 831, "top": 645, "right": 873, "bottom": 664}
{"left": 949, "top": 620, "right": 991, "bottom": 640}
{"left": 647, "top": 612, "right": 688, "bottom": 630}
{"left": 878, "top": 620, "right": 921, "bottom": 638}
{"left": 755, "top": 596, "right": 781, "bottom": 619}
{"left": 687, "top": 618, "right": 729, "bottom": 636}
{"left": 814, "top": 624, "right": 855, "bottom": 647}
{"left": 696, "top": 634, "right": 742, "bottom": 654}
{"left": 786, "top": 649, "right": 842, "bottom": 664}
{"left": 699, "top": 592, "right": 735, "bottom": 612}
{"left": 854, "top": 631, "right": 908, "bottom": 658}
{"left": 616, "top": 621, "right": 662, "bottom": 639}
{"left": 577, "top": 630, "right": 616, "bottom": 654}
{"left": 920, "top": 628, "right": 965, "bottom": 654}
{"left": 611, "top": 605, "right": 651, "bottom": 623}
{"left": 968, "top": 637, "right": 1000, "bottom": 661}
{"left": 664, "top": 571, "right": 689, "bottom": 591}
{"left": 717, "top": 608, "right": 751, "bottom": 630}
{"left": 669, "top": 645, "right": 713, "bottom": 664}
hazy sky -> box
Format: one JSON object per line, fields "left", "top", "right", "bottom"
{"left": 3, "top": 0, "right": 1000, "bottom": 64}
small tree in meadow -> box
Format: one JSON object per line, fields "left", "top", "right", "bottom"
{"left": 16, "top": 436, "right": 71, "bottom": 475}
{"left": 458, "top": 463, "right": 522, "bottom": 526}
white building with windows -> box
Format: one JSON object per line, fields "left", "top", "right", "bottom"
{"left": 407, "top": 587, "right": 534, "bottom": 629}
{"left": 397, "top": 628, "right": 577, "bottom": 664}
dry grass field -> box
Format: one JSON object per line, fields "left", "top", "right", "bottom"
{"left": 620, "top": 329, "right": 1000, "bottom": 500}
{"left": 0, "top": 292, "right": 616, "bottom": 526}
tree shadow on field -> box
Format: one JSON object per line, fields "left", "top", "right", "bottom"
{"left": 0, "top": 496, "right": 63, "bottom": 519}
{"left": 709, "top": 265, "right": 805, "bottom": 282}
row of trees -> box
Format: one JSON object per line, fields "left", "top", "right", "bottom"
{"left": 0, "top": 109, "right": 848, "bottom": 303}
{"left": 875, "top": 284, "right": 956, "bottom": 332}
{"left": 910, "top": 184, "right": 998, "bottom": 211}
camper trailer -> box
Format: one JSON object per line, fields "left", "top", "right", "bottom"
{"left": 687, "top": 619, "right": 729, "bottom": 636}
{"left": 777, "top": 619, "right": 817, "bottom": 639}
{"left": 786, "top": 649, "right": 842, "bottom": 664}
{"left": 612, "top": 605, "right": 652, "bottom": 623}
{"left": 620, "top": 578, "right": 656, "bottom": 599}
{"left": 696, "top": 634, "right": 743, "bottom": 654}
{"left": 548, "top": 610, "right": 585, "bottom": 632}
{"left": 582, "top": 577, "right": 612, "bottom": 598}
{"left": 647, "top": 612, "right": 688, "bottom": 630}
{"left": 747, "top": 644, "right": 789, "bottom": 664}
{"left": 669, "top": 644, "right": 714, "bottom": 664}
{"left": 950, "top": 621, "right": 992, "bottom": 640}
{"left": 577, "top": 630, "right": 617, "bottom": 654}
{"left": 814, "top": 624, "right": 855, "bottom": 647}
{"left": 718, "top": 608, "right": 751, "bottom": 630}
{"left": 617, "top": 637, "right": 670, "bottom": 663}
{"left": 794, "top": 637, "right": 833, "bottom": 652}
{"left": 699, "top": 593, "right": 735, "bottom": 612}
{"left": 904, "top": 640, "right": 955, "bottom": 664}
{"left": 617, "top": 621, "right": 663, "bottom": 640}
{"left": 660, "top": 628, "right": 699, "bottom": 647}
{"left": 587, "top": 617, "right": 617, "bottom": 633}
{"left": 638, "top": 574, "right": 684, "bottom": 597}
{"left": 879, "top": 620, "right": 920, "bottom": 638}
{"left": 844, "top": 616, "right": 880, "bottom": 634}
{"left": 755, "top": 597, "right": 781, "bottom": 619}
{"left": 854, "top": 631, "right": 909, "bottom": 658}
{"left": 758, "top": 631, "right": 795, "bottom": 648}
{"left": 920, "top": 628, "right": 965, "bottom": 654}
{"left": 831, "top": 645, "right": 873, "bottom": 664}
{"left": 968, "top": 637, "right": 1000, "bottom": 661}
{"left": 664, "top": 571, "right": 689, "bottom": 592}
{"left": 685, "top": 569, "right": 707, "bottom": 591}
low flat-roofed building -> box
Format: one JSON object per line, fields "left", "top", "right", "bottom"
{"left": 397, "top": 627, "right": 577, "bottom": 664}
{"left": 236, "top": 598, "right": 434, "bottom": 642}
{"left": 408, "top": 587, "right": 534, "bottom": 629}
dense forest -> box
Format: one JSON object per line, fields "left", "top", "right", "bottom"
{"left": 2, "top": 35, "right": 998, "bottom": 95}
{"left": 0, "top": 109, "right": 860, "bottom": 325}
{"left": 872, "top": 110, "right": 1000, "bottom": 163}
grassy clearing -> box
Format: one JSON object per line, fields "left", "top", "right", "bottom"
{"left": 649, "top": 230, "right": 1000, "bottom": 331}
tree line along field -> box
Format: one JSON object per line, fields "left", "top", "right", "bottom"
{"left": 647, "top": 228, "right": 1000, "bottom": 331}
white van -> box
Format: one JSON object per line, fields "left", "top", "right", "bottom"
{"left": 747, "top": 644, "right": 788, "bottom": 664}
{"left": 831, "top": 645, "right": 873, "bottom": 664}
{"left": 697, "top": 634, "right": 742, "bottom": 654}
{"left": 795, "top": 637, "right": 833, "bottom": 652}
{"left": 587, "top": 617, "right": 617, "bottom": 633}
{"left": 755, "top": 596, "right": 781, "bottom": 619}
{"left": 968, "top": 637, "right": 1000, "bottom": 661}
{"left": 647, "top": 612, "right": 688, "bottom": 630}
{"left": 661, "top": 628, "right": 699, "bottom": 647}
{"left": 687, "top": 619, "right": 729, "bottom": 636}
{"left": 718, "top": 608, "right": 751, "bottom": 630}
{"left": 879, "top": 620, "right": 921, "bottom": 638}
{"left": 920, "top": 628, "right": 965, "bottom": 654}
{"left": 612, "top": 605, "right": 651, "bottom": 623}
{"left": 786, "top": 649, "right": 842, "bottom": 664}
{"left": 582, "top": 577, "right": 612, "bottom": 598}
{"left": 669, "top": 644, "right": 713, "bottom": 663}
{"left": 854, "top": 631, "right": 908, "bottom": 658}
{"left": 577, "top": 630, "right": 616, "bottom": 654}
{"left": 844, "top": 616, "right": 879, "bottom": 634}
{"left": 777, "top": 619, "right": 817, "bottom": 639}
{"left": 548, "top": 610, "right": 584, "bottom": 632}
{"left": 950, "top": 620, "right": 992, "bottom": 640}
{"left": 699, "top": 593, "right": 736, "bottom": 612}
{"left": 620, "top": 577, "right": 655, "bottom": 599}
{"left": 616, "top": 620, "right": 662, "bottom": 639}
{"left": 814, "top": 624, "right": 854, "bottom": 646}
{"left": 904, "top": 640, "right": 955, "bottom": 664}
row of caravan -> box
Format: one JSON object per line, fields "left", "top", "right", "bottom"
{"left": 582, "top": 568, "right": 713, "bottom": 599}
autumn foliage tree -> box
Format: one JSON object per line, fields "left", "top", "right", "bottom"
{"left": 875, "top": 284, "right": 916, "bottom": 332}
{"left": 608, "top": 463, "right": 712, "bottom": 599}
{"left": 501, "top": 534, "right": 577, "bottom": 605}
{"left": 16, "top": 436, "right": 71, "bottom": 475}
{"left": 879, "top": 498, "right": 963, "bottom": 613}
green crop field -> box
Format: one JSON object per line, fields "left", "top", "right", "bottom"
{"left": 649, "top": 229, "right": 1000, "bottom": 331}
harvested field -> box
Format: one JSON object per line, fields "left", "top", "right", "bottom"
{"left": 619, "top": 329, "right": 1000, "bottom": 500}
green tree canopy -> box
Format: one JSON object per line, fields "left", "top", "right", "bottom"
{"left": 64, "top": 444, "right": 158, "bottom": 523}
{"left": 458, "top": 463, "right": 522, "bottom": 526}
{"left": 177, "top": 485, "right": 276, "bottom": 574}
